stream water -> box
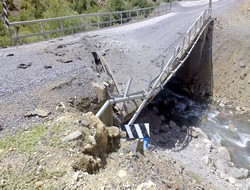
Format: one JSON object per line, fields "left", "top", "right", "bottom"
{"left": 153, "top": 88, "right": 250, "bottom": 169}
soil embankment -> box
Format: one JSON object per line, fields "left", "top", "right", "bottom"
{"left": 213, "top": 0, "right": 250, "bottom": 113}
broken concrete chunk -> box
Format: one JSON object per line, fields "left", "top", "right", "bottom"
{"left": 92, "top": 82, "right": 107, "bottom": 102}
{"left": 62, "top": 131, "right": 83, "bottom": 142}
{"left": 25, "top": 108, "right": 50, "bottom": 118}
{"left": 130, "top": 139, "right": 144, "bottom": 156}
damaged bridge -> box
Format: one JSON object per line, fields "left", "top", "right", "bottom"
{"left": 94, "top": 5, "right": 213, "bottom": 126}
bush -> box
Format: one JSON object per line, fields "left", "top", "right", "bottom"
{"left": 107, "top": 0, "right": 126, "bottom": 12}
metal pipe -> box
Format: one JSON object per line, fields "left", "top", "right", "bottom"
{"left": 209, "top": 0, "right": 212, "bottom": 9}
{"left": 96, "top": 92, "right": 146, "bottom": 118}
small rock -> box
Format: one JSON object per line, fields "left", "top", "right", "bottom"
{"left": 118, "top": 169, "right": 127, "bottom": 178}
{"left": 137, "top": 180, "right": 156, "bottom": 190}
{"left": 160, "top": 115, "right": 165, "bottom": 121}
{"left": 169, "top": 120, "right": 176, "bottom": 128}
{"left": 81, "top": 118, "right": 90, "bottom": 127}
{"left": 228, "top": 167, "right": 249, "bottom": 179}
{"left": 36, "top": 165, "right": 43, "bottom": 175}
{"left": 180, "top": 125, "right": 187, "bottom": 132}
{"left": 238, "top": 60, "right": 246, "bottom": 68}
{"left": 83, "top": 144, "right": 94, "bottom": 153}
{"left": 188, "top": 127, "right": 208, "bottom": 138}
{"left": 152, "top": 107, "right": 159, "bottom": 114}
{"left": 73, "top": 171, "right": 80, "bottom": 182}
{"left": 160, "top": 125, "right": 169, "bottom": 133}
{"left": 17, "top": 62, "right": 32, "bottom": 69}
{"left": 171, "top": 181, "right": 179, "bottom": 190}
{"left": 6, "top": 53, "right": 14, "bottom": 57}
{"left": 56, "top": 102, "right": 66, "bottom": 112}
{"left": 236, "top": 106, "right": 241, "bottom": 112}
{"left": 240, "top": 71, "right": 247, "bottom": 80}
{"left": 44, "top": 65, "right": 52, "bottom": 69}
{"left": 25, "top": 108, "right": 50, "bottom": 118}
{"left": 214, "top": 160, "right": 230, "bottom": 173}
{"left": 107, "top": 126, "right": 120, "bottom": 138}
{"left": 227, "top": 177, "right": 236, "bottom": 184}
{"left": 57, "top": 44, "right": 66, "bottom": 49}
{"left": 219, "top": 102, "right": 225, "bottom": 107}
{"left": 63, "top": 131, "right": 82, "bottom": 142}
{"left": 217, "top": 147, "right": 231, "bottom": 161}
{"left": 35, "top": 181, "right": 44, "bottom": 188}
{"left": 64, "top": 60, "right": 73, "bottom": 63}
{"left": 92, "top": 83, "right": 107, "bottom": 102}
{"left": 0, "top": 179, "right": 6, "bottom": 187}
{"left": 201, "top": 155, "right": 213, "bottom": 165}
{"left": 175, "top": 127, "right": 181, "bottom": 133}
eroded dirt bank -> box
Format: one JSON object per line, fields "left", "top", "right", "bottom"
{"left": 212, "top": 0, "right": 250, "bottom": 113}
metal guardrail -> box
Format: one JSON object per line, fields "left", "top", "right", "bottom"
{"left": 96, "top": 9, "right": 212, "bottom": 124}
{"left": 8, "top": 5, "right": 171, "bottom": 45}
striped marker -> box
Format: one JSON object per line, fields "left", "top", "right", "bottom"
{"left": 120, "top": 123, "right": 150, "bottom": 139}
{"left": 2, "top": 2, "right": 9, "bottom": 28}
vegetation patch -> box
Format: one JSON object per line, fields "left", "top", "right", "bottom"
{"left": 0, "top": 124, "right": 65, "bottom": 157}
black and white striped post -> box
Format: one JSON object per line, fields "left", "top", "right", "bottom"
{"left": 120, "top": 123, "right": 150, "bottom": 150}
{"left": 2, "top": 2, "right": 9, "bottom": 28}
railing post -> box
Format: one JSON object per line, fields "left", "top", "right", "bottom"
{"left": 109, "top": 14, "right": 112, "bottom": 26}
{"left": 59, "top": 20, "right": 64, "bottom": 36}
{"left": 8, "top": 27, "right": 12, "bottom": 46}
{"left": 41, "top": 22, "right": 45, "bottom": 39}
{"left": 120, "top": 12, "right": 123, "bottom": 24}
{"left": 129, "top": 11, "right": 131, "bottom": 21}
{"left": 81, "top": 16, "right": 85, "bottom": 31}
{"left": 14, "top": 25, "right": 20, "bottom": 45}
{"left": 194, "top": 21, "right": 197, "bottom": 35}
{"left": 182, "top": 36, "right": 186, "bottom": 55}
{"left": 188, "top": 30, "right": 191, "bottom": 44}
{"left": 170, "top": 0, "right": 172, "bottom": 12}
{"left": 97, "top": 15, "right": 100, "bottom": 29}
{"left": 209, "top": 0, "right": 212, "bottom": 9}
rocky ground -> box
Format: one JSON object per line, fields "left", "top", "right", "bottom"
{"left": 1, "top": 0, "right": 250, "bottom": 189}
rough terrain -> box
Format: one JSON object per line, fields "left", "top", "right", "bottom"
{"left": 0, "top": 0, "right": 250, "bottom": 190}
